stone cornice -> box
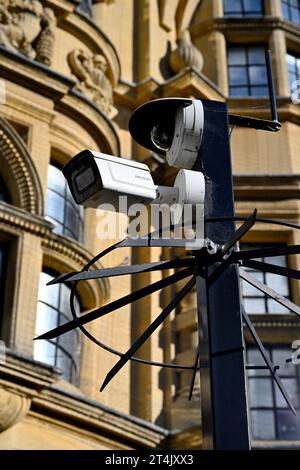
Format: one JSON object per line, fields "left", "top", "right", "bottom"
{"left": 0, "top": 202, "right": 52, "bottom": 237}
{"left": 0, "top": 203, "right": 110, "bottom": 303}
{"left": 0, "top": 350, "right": 167, "bottom": 449}
{"left": 190, "top": 16, "right": 300, "bottom": 41}
{"left": 248, "top": 314, "right": 300, "bottom": 329}
{"left": 115, "top": 68, "right": 225, "bottom": 109}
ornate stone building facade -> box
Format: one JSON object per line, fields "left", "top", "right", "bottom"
{"left": 0, "top": 0, "right": 299, "bottom": 450}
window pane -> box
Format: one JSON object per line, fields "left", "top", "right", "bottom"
{"left": 38, "top": 272, "right": 59, "bottom": 308}
{"left": 34, "top": 340, "right": 56, "bottom": 365}
{"left": 230, "top": 87, "right": 249, "bottom": 96}
{"left": 273, "top": 349, "right": 296, "bottom": 376}
{"left": 282, "top": 3, "right": 290, "bottom": 19}
{"left": 244, "top": 0, "right": 263, "bottom": 12}
{"left": 287, "top": 54, "right": 296, "bottom": 71}
{"left": 249, "top": 66, "right": 267, "bottom": 85}
{"left": 248, "top": 47, "right": 266, "bottom": 64}
{"left": 58, "top": 331, "right": 76, "bottom": 355}
{"left": 35, "top": 303, "right": 58, "bottom": 336}
{"left": 275, "top": 379, "right": 299, "bottom": 408}
{"left": 242, "top": 277, "right": 264, "bottom": 296}
{"left": 282, "top": 0, "right": 300, "bottom": 23}
{"left": 35, "top": 271, "right": 81, "bottom": 384}
{"left": 228, "top": 46, "right": 267, "bottom": 97}
{"left": 251, "top": 410, "right": 276, "bottom": 439}
{"left": 65, "top": 203, "right": 80, "bottom": 238}
{"left": 287, "top": 52, "right": 300, "bottom": 95}
{"left": 248, "top": 344, "right": 300, "bottom": 441}
{"left": 291, "top": 7, "right": 300, "bottom": 22}
{"left": 228, "top": 47, "right": 247, "bottom": 65}
{"left": 267, "top": 298, "right": 290, "bottom": 314}
{"left": 46, "top": 164, "right": 84, "bottom": 242}
{"left": 56, "top": 348, "right": 72, "bottom": 381}
{"left": 249, "top": 378, "right": 273, "bottom": 406}
{"left": 229, "top": 67, "right": 248, "bottom": 86}
{"left": 46, "top": 190, "right": 64, "bottom": 223}
{"left": 267, "top": 255, "right": 287, "bottom": 267}
{"left": 59, "top": 283, "right": 72, "bottom": 317}
{"left": 244, "top": 297, "right": 266, "bottom": 314}
{"left": 224, "top": 0, "right": 242, "bottom": 13}
{"left": 251, "top": 86, "right": 269, "bottom": 96}
{"left": 224, "top": 0, "right": 263, "bottom": 15}
{"left": 277, "top": 410, "right": 300, "bottom": 439}
{"left": 247, "top": 349, "right": 270, "bottom": 377}
{"left": 244, "top": 270, "right": 264, "bottom": 282}
{"left": 265, "top": 273, "right": 289, "bottom": 296}
{"left": 241, "top": 244, "right": 291, "bottom": 315}
{"left": 47, "top": 165, "right": 65, "bottom": 194}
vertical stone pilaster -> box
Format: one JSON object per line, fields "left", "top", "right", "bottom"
{"left": 133, "top": 0, "right": 151, "bottom": 82}
{"left": 213, "top": 0, "right": 224, "bottom": 17}
{"left": 12, "top": 233, "right": 43, "bottom": 356}
{"left": 30, "top": 121, "right": 51, "bottom": 198}
{"left": 270, "top": 29, "right": 289, "bottom": 97}
{"left": 267, "top": 0, "right": 282, "bottom": 17}
{"left": 213, "top": 31, "right": 228, "bottom": 96}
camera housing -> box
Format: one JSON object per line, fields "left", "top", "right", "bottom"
{"left": 63, "top": 150, "right": 206, "bottom": 215}
{"left": 129, "top": 98, "right": 204, "bottom": 169}
{"left": 63, "top": 150, "right": 157, "bottom": 209}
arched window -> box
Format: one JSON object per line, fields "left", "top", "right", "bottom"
{"left": 0, "top": 176, "right": 10, "bottom": 203}
{"left": 34, "top": 270, "right": 81, "bottom": 384}
{"left": 46, "top": 164, "right": 84, "bottom": 242}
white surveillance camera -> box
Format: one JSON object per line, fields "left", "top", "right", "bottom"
{"left": 63, "top": 150, "right": 205, "bottom": 212}
{"left": 129, "top": 98, "right": 204, "bottom": 170}
{"left": 63, "top": 150, "right": 157, "bottom": 209}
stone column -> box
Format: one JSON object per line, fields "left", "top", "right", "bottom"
{"left": 212, "top": 31, "right": 228, "bottom": 96}
{"left": 12, "top": 232, "right": 43, "bottom": 356}
{"left": 270, "top": 29, "right": 289, "bottom": 97}
{"left": 213, "top": 0, "right": 224, "bottom": 17}
{"left": 267, "top": 0, "right": 282, "bottom": 17}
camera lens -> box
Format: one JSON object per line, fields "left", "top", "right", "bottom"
{"left": 150, "top": 122, "right": 174, "bottom": 152}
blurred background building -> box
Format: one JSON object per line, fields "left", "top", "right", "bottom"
{"left": 0, "top": 0, "right": 300, "bottom": 450}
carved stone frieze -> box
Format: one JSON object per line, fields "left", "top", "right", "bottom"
{"left": 0, "top": 0, "right": 56, "bottom": 65}
{"left": 68, "top": 49, "right": 115, "bottom": 116}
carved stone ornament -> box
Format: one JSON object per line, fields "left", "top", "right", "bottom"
{"left": 0, "top": 387, "right": 30, "bottom": 432}
{"left": 0, "top": 0, "right": 56, "bottom": 66}
{"left": 68, "top": 49, "right": 114, "bottom": 116}
{"left": 169, "top": 30, "right": 203, "bottom": 74}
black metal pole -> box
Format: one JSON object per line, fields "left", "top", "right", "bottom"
{"left": 195, "top": 100, "right": 250, "bottom": 449}
{"left": 265, "top": 49, "right": 278, "bottom": 122}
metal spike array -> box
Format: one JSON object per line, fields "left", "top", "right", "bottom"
{"left": 34, "top": 210, "right": 300, "bottom": 415}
